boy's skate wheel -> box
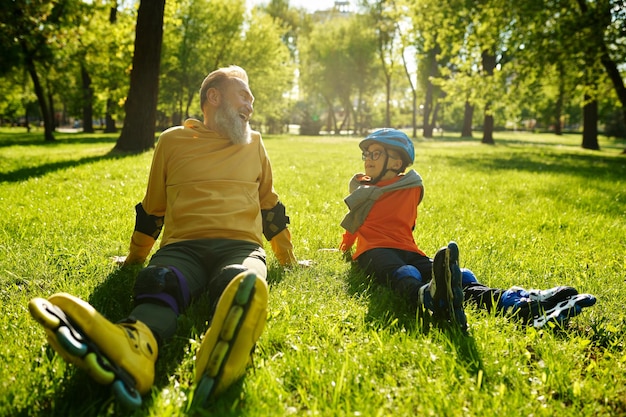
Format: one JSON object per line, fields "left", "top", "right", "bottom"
{"left": 207, "top": 341, "right": 229, "bottom": 377}
{"left": 28, "top": 298, "right": 61, "bottom": 328}
{"left": 235, "top": 274, "right": 256, "bottom": 305}
{"left": 84, "top": 352, "right": 115, "bottom": 384}
{"left": 56, "top": 326, "right": 88, "bottom": 356}
{"left": 192, "top": 375, "right": 215, "bottom": 408}
{"left": 220, "top": 306, "right": 244, "bottom": 341}
{"left": 112, "top": 379, "right": 142, "bottom": 409}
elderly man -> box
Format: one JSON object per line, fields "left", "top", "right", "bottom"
{"left": 29, "top": 66, "right": 298, "bottom": 408}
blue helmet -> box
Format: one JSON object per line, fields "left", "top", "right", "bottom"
{"left": 359, "top": 128, "right": 415, "bottom": 166}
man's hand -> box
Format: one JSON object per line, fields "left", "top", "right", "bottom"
{"left": 111, "top": 255, "right": 127, "bottom": 266}
{"left": 111, "top": 254, "right": 145, "bottom": 267}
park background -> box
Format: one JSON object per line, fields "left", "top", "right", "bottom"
{"left": 1, "top": 0, "right": 626, "bottom": 416}
{"left": 1, "top": 0, "right": 626, "bottom": 150}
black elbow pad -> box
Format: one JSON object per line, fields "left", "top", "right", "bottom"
{"left": 261, "top": 201, "right": 290, "bottom": 241}
{"left": 134, "top": 203, "right": 164, "bottom": 239}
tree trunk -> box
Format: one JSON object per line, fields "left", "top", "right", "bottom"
{"left": 81, "top": 62, "right": 94, "bottom": 133}
{"left": 554, "top": 94, "right": 563, "bottom": 135}
{"left": 423, "top": 82, "right": 434, "bottom": 138}
{"left": 482, "top": 111, "right": 494, "bottom": 144}
{"left": 384, "top": 73, "right": 391, "bottom": 127}
{"left": 24, "top": 107, "right": 31, "bottom": 133}
{"left": 103, "top": 4, "right": 118, "bottom": 134}
{"left": 324, "top": 95, "right": 336, "bottom": 134}
{"left": 575, "top": 0, "right": 625, "bottom": 151}
{"left": 115, "top": 0, "right": 166, "bottom": 152}
{"left": 47, "top": 85, "right": 56, "bottom": 130}
{"left": 461, "top": 100, "right": 473, "bottom": 138}
{"left": 598, "top": 42, "right": 626, "bottom": 150}
{"left": 400, "top": 51, "right": 417, "bottom": 139}
{"left": 422, "top": 47, "right": 440, "bottom": 139}
{"left": 339, "top": 105, "right": 351, "bottom": 133}
{"left": 104, "top": 98, "right": 117, "bottom": 133}
{"left": 554, "top": 63, "right": 564, "bottom": 135}
{"left": 431, "top": 102, "right": 440, "bottom": 133}
{"left": 582, "top": 94, "right": 600, "bottom": 150}
{"left": 23, "top": 55, "right": 54, "bottom": 141}
{"left": 481, "top": 50, "right": 496, "bottom": 145}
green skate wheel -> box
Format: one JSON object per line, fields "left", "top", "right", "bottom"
{"left": 206, "top": 341, "right": 229, "bottom": 377}
{"left": 84, "top": 352, "right": 115, "bottom": 384}
{"left": 234, "top": 274, "right": 256, "bottom": 305}
{"left": 57, "top": 326, "right": 88, "bottom": 357}
{"left": 220, "top": 306, "right": 244, "bottom": 341}
{"left": 112, "top": 379, "right": 142, "bottom": 409}
{"left": 192, "top": 375, "right": 215, "bottom": 408}
{"left": 28, "top": 298, "right": 61, "bottom": 329}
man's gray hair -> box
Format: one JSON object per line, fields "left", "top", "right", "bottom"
{"left": 199, "top": 66, "right": 249, "bottom": 110}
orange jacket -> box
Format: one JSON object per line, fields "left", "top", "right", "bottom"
{"left": 340, "top": 174, "right": 426, "bottom": 260}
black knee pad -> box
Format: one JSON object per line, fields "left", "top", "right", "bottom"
{"left": 210, "top": 264, "right": 249, "bottom": 296}
{"left": 207, "top": 264, "right": 250, "bottom": 315}
{"left": 133, "top": 265, "right": 191, "bottom": 315}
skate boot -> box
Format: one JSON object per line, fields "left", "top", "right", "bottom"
{"left": 419, "top": 242, "right": 468, "bottom": 332}
{"left": 500, "top": 286, "right": 597, "bottom": 328}
{"left": 192, "top": 270, "right": 268, "bottom": 408}
{"left": 531, "top": 292, "right": 596, "bottom": 328}
{"left": 28, "top": 293, "right": 158, "bottom": 409}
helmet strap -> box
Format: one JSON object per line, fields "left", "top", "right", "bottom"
{"left": 369, "top": 151, "right": 398, "bottom": 184}
{"left": 368, "top": 156, "right": 386, "bottom": 184}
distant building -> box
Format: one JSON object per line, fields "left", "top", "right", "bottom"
{"left": 312, "top": 0, "right": 353, "bottom": 20}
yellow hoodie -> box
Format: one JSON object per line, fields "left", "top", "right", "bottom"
{"left": 127, "top": 118, "right": 296, "bottom": 266}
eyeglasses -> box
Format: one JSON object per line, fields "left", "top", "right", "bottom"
{"left": 362, "top": 150, "right": 387, "bottom": 161}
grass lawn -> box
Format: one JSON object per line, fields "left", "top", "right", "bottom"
{"left": 1, "top": 128, "right": 625, "bottom": 416}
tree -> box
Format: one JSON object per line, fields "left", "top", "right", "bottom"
{"left": 365, "top": 0, "right": 401, "bottom": 128}
{"left": 0, "top": 0, "right": 78, "bottom": 141}
{"left": 160, "top": 0, "right": 246, "bottom": 127}
{"left": 236, "top": 9, "right": 296, "bottom": 133}
{"left": 71, "top": 1, "right": 132, "bottom": 134}
{"left": 300, "top": 14, "right": 379, "bottom": 134}
{"left": 115, "top": 0, "right": 166, "bottom": 152}
{"left": 575, "top": 0, "right": 626, "bottom": 151}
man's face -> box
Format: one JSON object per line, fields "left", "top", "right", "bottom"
{"left": 215, "top": 78, "right": 254, "bottom": 145}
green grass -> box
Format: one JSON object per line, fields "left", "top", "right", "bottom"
{"left": 1, "top": 128, "right": 625, "bottom": 416}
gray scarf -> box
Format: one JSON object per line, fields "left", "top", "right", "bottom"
{"left": 340, "top": 169, "right": 423, "bottom": 233}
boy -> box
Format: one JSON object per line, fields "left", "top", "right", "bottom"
{"left": 339, "top": 128, "right": 596, "bottom": 331}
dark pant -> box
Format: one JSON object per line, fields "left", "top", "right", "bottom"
{"left": 357, "top": 248, "right": 505, "bottom": 311}
{"left": 357, "top": 248, "right": 432, "bottom": 306}
{"left": 130, "top": 239, "right": 266, "bottom": 343}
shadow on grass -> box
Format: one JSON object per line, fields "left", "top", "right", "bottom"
{"left": 418, "top": 131, "right": 625, "bottom": 150}
{"left": 442, "top": 147, "right": 626, "bottom": 218}
{"left": 0, "top": 151, "right": 141, "bottom": 183}
{"left": 32, "top": 263, "right": 286, "bottom": 416}
{"left": 343, "top": 263, "right": 485, "bottom": 381}
{"left": 0, "top": 130, "right": 158, "bottom": 183}
{"left": 445, "top": 148, "right": 626, "bottom": 180}
{"left": 0, "top": 130, "right": 120, "bottom": 147}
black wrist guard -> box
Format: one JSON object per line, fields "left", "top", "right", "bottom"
{"left": 134, "top": 203, "right": 164, "bottom": 239}
{"left": 261, "top": 201, "right": 290, "bottom": 241}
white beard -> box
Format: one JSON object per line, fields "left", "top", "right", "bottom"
{"left": 215, "top": 103, "right": 252, "bottom": 145}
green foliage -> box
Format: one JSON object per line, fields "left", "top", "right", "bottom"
{"left": 1, "top": 129, "right": 625, "bottom": 416}
{"left": 299, "top": 14, "right": 381, "bottom": 133}
{"left": 158, "top": 0, "right": 294, "bottom": 132}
